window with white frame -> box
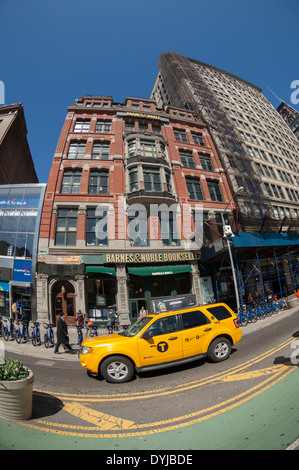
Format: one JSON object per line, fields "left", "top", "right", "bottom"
{"left": 55, "top": 208, "right": 78, "bottom": 246}
{"left": 74, "top": 120, "right": 90, "bottom": 133}
{"left": 67, "top": 142, "right": 86, "bottom": 159}
{"left": 143, "top": 167, "right": 162, "bottom": 192}
{"left": 86, "top": 208, "right": 108, "bottom": 246}
{"left": 95, "top": 121, "right": 111, "bottom": 133}
{"left": 186, "top": 178, "right": 204, "bottom": 200}
{"left": 61, "top": 170, "right": 82, "bottom": 194}
{"left": 207, "top": 181, "right": 223, "bottom": 202}
{"left": 88, "top": 170, "right": 109, "bottom": 194}
{"left": 173, "top": 129, "right": 188, "bottom": 142}
{"left": 91, "top": 142, "right": 110, "bottom": 160}
{"left": 180, "top": 150, "right": 195, "bottom": 168}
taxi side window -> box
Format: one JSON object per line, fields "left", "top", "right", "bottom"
{"left": 146, "top": 315, "right": 178, "bottom": 337}
{"left": 206, "top": 306, "right": 232, "bottom": 320}
{"left": 181, "top": 310, "right": 209, "bottom": 330}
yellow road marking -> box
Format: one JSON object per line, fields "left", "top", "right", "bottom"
{"left": 220, "top": 364, "right": 288, "bottom": 382}
{"left": 62, "top": 402, "right": 135, "bottom": 430}
{"left": 19, "top": 365, "right": 295, "bottom": 438}
{"left": 16, "top": 336, "right": 297, "bottom": 438}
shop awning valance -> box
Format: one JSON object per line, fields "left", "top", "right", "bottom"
{"left": 128, "top": 264, "right": 192, "bottom": 277}
{"left": 86, "top": 266, "right": 116, "bottom": 276}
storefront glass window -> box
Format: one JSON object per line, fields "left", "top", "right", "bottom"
{"left": 86, "top": 275, "right": 116, "bottom": 319}
{"left": 0, "top": 185, "right": 43, "bottom": 258}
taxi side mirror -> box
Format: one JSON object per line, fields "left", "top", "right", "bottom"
{"left": 141, "top": 330, "right": 153, "bottom": 340}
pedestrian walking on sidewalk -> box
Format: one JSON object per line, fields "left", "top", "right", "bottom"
{"left": 54, "top": 312, "right": 76, "bottom": 354}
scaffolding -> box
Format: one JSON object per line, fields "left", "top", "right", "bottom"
{"left": 235, "top": 248, "right": 299, "bottom": 304}
{"left": 211, "top": 247, "right": 299, "bottom": 308}
{"left": 158, "top": 52, "right": 274, "bottom": 231}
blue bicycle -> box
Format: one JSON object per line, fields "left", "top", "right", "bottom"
{"left": 15, "top": 320, "right": 29, "bottom": 344}
{"left": 254, "top": 302, "right": 266, "bottom": 320}
{"left": 246, "top": 304, "right": 257, "bottom": 323}
{"left": 43, "top": 323, "right": 55, "bottom": 348}
{"left": 268, "top": 299, "right": 279, "bottom": 314}
{"left": 238, "top": 306, "right": 248, "bottom": 327}
{"left": 261, "top": 300, "right": 273, "bottom": 317}
{"left": 31, "top": 322, "right": 41, "bottom": 346}
{"left": 77, "top": 325, "right": 84, "bottom": 345}
{"left": 275, "top": 298, "right": 288, "bottom": 310}
{"left": 3, "top": 317, "right": 15, "bottom": 341}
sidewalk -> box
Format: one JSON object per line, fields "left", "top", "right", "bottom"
{"left": 1, "top": 304, "right": 298, "bottom": 362}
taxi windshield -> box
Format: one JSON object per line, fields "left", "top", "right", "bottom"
{"left": 120, "top": 317, "right": 152, "bottom": 337}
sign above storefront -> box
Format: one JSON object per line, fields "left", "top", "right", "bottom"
{"left": 13, "top": 259, "right": 32, "bottom": 283}
{"left": 105, "top": 251, "right": 200, "bottom": 265}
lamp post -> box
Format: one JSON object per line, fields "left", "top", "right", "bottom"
{"left": 221, "top": 187, "right": 244, "bottom": 314}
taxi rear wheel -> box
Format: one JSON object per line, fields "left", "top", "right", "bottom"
{"left": 207, "top": 337, "right": 232, "bottom": 362}
{"left": 100, "top": 355, "right": 134, "bottom": 383}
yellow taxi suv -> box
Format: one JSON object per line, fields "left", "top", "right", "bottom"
{"left": 79, "top": 302, "right": 242, "bottom": 383}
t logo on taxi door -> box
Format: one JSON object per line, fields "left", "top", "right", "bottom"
{"left": 157, "top": 342, "right": 169, "bottom": 353}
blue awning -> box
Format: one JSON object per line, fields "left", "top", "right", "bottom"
{"left": 232, "top": 232, "right": 299, "bottom": 248}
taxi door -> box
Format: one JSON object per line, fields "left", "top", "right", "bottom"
{"left": 138, "top": 314, "right": 182, "bottom": 367}
{"left": 180, "top": 310, "right": 216, "bottom": 358}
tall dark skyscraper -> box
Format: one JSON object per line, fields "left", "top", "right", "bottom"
{"left": 151, "top": 52, "right": 299, "bottom": 232}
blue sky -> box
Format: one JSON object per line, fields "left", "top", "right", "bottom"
{"left": 1, "top": 0, "right": 298, "bottom": 183}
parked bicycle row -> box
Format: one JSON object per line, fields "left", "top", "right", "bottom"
{"left": 0, "top": 316, "right": 55, "bottom": 348}
{"left": 237, "top": 297, "right": 289, "bottom": 327}
{"left": 0, "top": 316, "right": 128, "bottom": 348}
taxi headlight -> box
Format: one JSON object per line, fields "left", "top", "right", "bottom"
{"left": 81, "top": 346, "right": 93, "bottom": 355}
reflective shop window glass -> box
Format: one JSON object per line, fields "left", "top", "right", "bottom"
{"left": 0, "top": 186, "right": 42, "bottom": 258}
{"left": 5, "top": 188, "right": 26, "bottom": 207}
{"left": 0, "top": 232, "right": 17, "bottom": 256}
{"left": 15, "top": 233, "right": 34, "bottom": 257}
{"left": 23, "top": 187, "right": 42, "bottom": 207}
{"left": 0, "top": 210, "right": 37, "bottom": 233}
{"left": 0, "top": 188, "right": 10, "bottom": 206}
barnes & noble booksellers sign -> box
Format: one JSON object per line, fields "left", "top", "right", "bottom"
{"left": 105, "top": 251, "right": 200, "bottom": 264}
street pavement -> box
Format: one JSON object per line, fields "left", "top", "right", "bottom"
{"left": 1, "top": 303, "right": 298, "bottom": 451}
{"left": 2, "top": 303, "right": 299, "bottom": 361}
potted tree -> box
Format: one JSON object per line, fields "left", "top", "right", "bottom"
{"left": 0, "top": 357, "right": 34, "bottom": 420}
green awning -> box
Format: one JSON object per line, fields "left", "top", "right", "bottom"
{"left": 86, "top": 266, "right": 116, "bottom": 276}
{"left": 128, "top": 264, "right": 192, "bottom": 277}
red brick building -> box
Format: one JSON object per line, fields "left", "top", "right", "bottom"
{"left": 36, "top": 96, "right": 235, "bottom": 325}
{"left": 0, "top": 103, "right": 38, "bottom": 184}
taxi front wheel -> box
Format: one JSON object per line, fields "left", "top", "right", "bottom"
{"left": 100, "top": 355, "right": 135, "bottom": 383}
{"left": 207, "top": 337, "right": 232, "bottom": 362}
